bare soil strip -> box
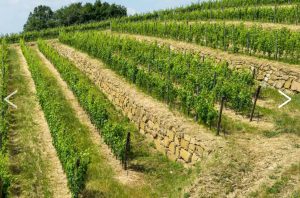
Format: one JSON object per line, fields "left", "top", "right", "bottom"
{"left": 51, "top": 41, "right": 300, "bottom": 197}
{"left": 33, "top": 46, "right": 143, "bottom": 186}
{"left": 9, "top": 46, "right": 71, "bottom": 197}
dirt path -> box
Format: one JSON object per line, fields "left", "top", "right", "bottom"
{"left": 9, "top": 46, "right": 71, "bottom": 197}
{"left": 51, "top": 41, "right": 300, "bottom": 197}
{"left": 33, "top": 45, "right": 143, "bottom": 186}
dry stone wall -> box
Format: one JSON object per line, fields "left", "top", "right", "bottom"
{"left": 175, "top": 46, "right": 300, "bottom": 93}
{"left": 177, "top": 46, "right": 300, "bottom": 93}
{"left": 52, "top": 42, "right": 224, "bottom": 165}
{"left": 225, "top": 58, "right": 300, "bottom": 93}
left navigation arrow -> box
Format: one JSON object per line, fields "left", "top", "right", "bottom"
{"left": 4, "top": 90, "right": 18, "bottom": 109}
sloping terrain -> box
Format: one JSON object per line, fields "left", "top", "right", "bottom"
{"left": 51, "top": 40, "right": 300, "bottom": 197}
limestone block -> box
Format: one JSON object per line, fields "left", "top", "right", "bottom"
{"left": 183, "top": 134, "right": 191, "bottom": 142}
{"left": 180, "top": 139, "right": 190, "bottom": 150}
{"left": 175, "top": 146, "right": 180, "bottom": 158}
{"left": 164, "top": 137, "right": 171, "bottom": 147}
{"left": 167, "top": 130, "right": 175, "bottom": 141}
{"left": 152, "top": 132, "right": 158, "bottom": 139}
{"left": 167, "top": 151, "right": 178, "bottom": 161}
{"left": 291, "top": 81, "right": 300, "bottom": 92}
{"left": 174, "top": 135, "right": 180, "bottom": 145}
{"left": 147, "top": 120, "right": 155, "bottom": 129}
{"left": 180, "top": 149, "right": 192, "bottom": 163}
{"left": 256, "top": 74, "right": 265, "bottom": 81}
{"left": 154, "top": 139, "right": 166, "bottom": 154}
{"left": 284, "top": 79, "right": 293, "bottom": 89}
{"left": 189, "top": 144, "right": 196, "bottom": 152}
{"left": 139, "top": 121, "right": 146, "bottom": 130}
{"left": 275, "top": 80, "right": 285, "bottom": 89}
{"left": 169, "top": 142, "right": 176, "bottom": 154}
{"left": 191, "top": 154, "right": 200, "bottom": 164}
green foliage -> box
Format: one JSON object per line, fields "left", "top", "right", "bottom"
{"left": 158, "top": 4, "right": 300, "bottom": 25}
{"left": 266, "top": 176, "right": 289, "bottom": 194}
{"left": 37, "top": 40, "right": 129, "bottom": 164}
{"left": 164, "top": 0, "right": 300, "bottom": 12}
{"left": 112, "top": 21, "right": 300, "bottom": 65}
{"left": 0, "top": 40, "right": 10, "bottom": 197}
{"left": 1, "top": 21, "right": 110, "bottom": 44}
{"left": 23, "top": 0, "right": 126, "bottom": 32}
{"left": 119, "top": 2, "right": 300, "bottom": 25}
{"left": 20, "top": 40, "right": 89, "bottom": 197}
{"left": 23, "top": 5, "right": 55, "bottom": 32}
{"left": 102, "top": 122, "right": 126, "bottom": 160}
{"left": 59, "top": 31, "right": 254, "bottom": 129}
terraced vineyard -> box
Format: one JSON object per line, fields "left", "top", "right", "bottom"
{"left": 0, "top": 0, "right": 300, "bottom": 197}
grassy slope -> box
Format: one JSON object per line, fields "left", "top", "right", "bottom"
{"left": 259, "top": 88, "right": 300, "bottom": 137}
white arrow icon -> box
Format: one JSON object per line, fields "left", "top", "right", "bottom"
{"left": 278, "top": 90, "right": 291, "bottom": 108}
{"left": 4, "top": 90, "right": 18, "bottom": 109}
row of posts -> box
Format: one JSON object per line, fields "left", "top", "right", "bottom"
{"left": 217, "top": 68, "right": 261, "bottom": 136}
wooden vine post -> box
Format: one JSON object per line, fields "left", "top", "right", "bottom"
{"left": 0, "top": 178, "right": 3, "bottom": 198}
{"left": 250, "top": 86, "right": 261, "bottom": 122}
{"left": 252, "top": 68, "right": 256, "bottom": 79}
{"left": 123, "top": 132, "right": 131, "bottom": 170}
{"left": 217, "top": 96, "right": 226, "bottom": 136}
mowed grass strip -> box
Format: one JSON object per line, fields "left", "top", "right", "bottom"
{"left": 7, "top": 47, "right": 53, "bottom": 197}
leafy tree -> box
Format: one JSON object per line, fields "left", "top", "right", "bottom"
{"left": 23, "top": 5, "right": 55, "bottom": 31}
{"left": 23, "top": 1, "right": 127, "bottom": 31}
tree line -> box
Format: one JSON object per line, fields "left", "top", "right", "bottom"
{"left": 23, "top": 0, "right": 126, "bottom": 32}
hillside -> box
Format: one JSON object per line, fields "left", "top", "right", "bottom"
{"left": 0, "top": 0, "right": 300, "bottom": 197}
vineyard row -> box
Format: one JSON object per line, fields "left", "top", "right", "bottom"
{"left": 37, "top": 40, "right": 132, "bottom": 167}
{"left": 0, "top": 40, "right": 10, "bottom": 197}
{"left": 112, "top": 21, "right": 300, "bottom": 65}
{"left": 21, "top": 41, "right": 90, "bottom": 197}
{"left": 59, "top": 31, "right": 255, "bottom": 129}
{"left": 131, "top": 4, "right": 300, "bottom": 25}
{"left": 159, "top": 0, "right": 300, "bottom": 14}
